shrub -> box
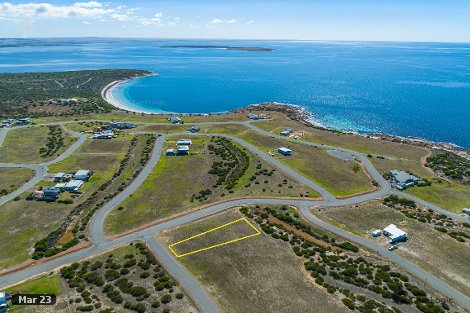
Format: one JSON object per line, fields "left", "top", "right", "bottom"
{"left": 161, "top": 294, "right": 172, "bottom": 304}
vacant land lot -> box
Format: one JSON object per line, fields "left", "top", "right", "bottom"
{"left": 106, "top": 136, "right": 318, "bottom": 235}
{"left": 2, "top": 243, "right": 198, "bottom": 313}
{"left": 254, "top": 115, "right": 428, "bottom": 160}
{"left": 372, "top": 156, "right": 470, "bottom": 213}
{"left": 0, "top": 168, "right": 34, "bottom": 195}
{"left": 238, "top": 131, "right": 375, "bottom": 197}
{"left": 159, "top": 210, "right": 347, "bottom": 313}
{"left": 312, "top": 200, "right": 470, "bottom": 296}
{"left": 0, "top": 126, "right": 76, "bottom": 163}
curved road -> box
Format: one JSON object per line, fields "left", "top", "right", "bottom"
{"left": 0, "top": 120, "right": 469, "bottom": 312}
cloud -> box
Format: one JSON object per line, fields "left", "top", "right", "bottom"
{"left": 0, "top": 1, "right": 115, "bottom": 19}
{"left": 246, "top": 20, "right": 255, "bottom": 25}
{"left": 82, "top": 21, "right": 91, "bottom": 24}
{"left": 210, "top": 18, "right": 223, "bottom": 24}
{"left": 226, "top": 19, "right": 237, "bottom": 24}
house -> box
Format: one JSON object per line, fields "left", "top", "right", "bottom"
{"left": 74, "top": 169, "right": 92, "bottom": 181}
{"left": 278, "top": 147, "right": 292, "bottom": 156}
{"left": 2, "top": 119, "right": 14, "bottom": 127}
{"left": 280, "top": 130, "right": 290, "bottom": 136}
{"left": 17, "top": 118, "right": 32, "bottom": 124}
{"left": 166, "top": 149, "right": 175, "bottom": 156}
{"left": 372, "top": 230, "right": 382, "bottom": 237}
{"left": 463, "top": 208, "right": 470, "bottom": 216}
{"left": 43, "top": 187, "right": 61, "bottom": 200}
{"left": 109, "top": 121, "right": 135, "bottom": 129}
{"left": 383, "top": 224, "right": 407, "bottom": 243}
{"left": 0, "top": 293, "right": 9, "bottom": 313}
{"left": 188, "top": 125, "right": 201, "bottom": 133}
{"left": 50, "top": 98, "right": 78, "bottom": 105}
{"left": 168, "top": 116, "right": 182, "bottom": 124}
{"left": 64, "top": 180, "right": 84, "bottom": 192}
{"left": 53, "top": 172, "right": 72, "bottom": 182}
{"left": 389, "top": 170, "right": 420, "bottom": 190}
{"left": 177, "top": 139, "right": 192, "bottom": 146}
{"left": 177, "top": 145, "right": 190, "bottom": 155}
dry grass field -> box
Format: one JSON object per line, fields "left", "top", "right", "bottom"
{"left": 0, "top": 126, "right": 77, "bottom": 163}
{"left": 158, "top": 210, "right": 348, "bottom": 313}
{"left": 238, "top": 130, "right": 375, "bottom": 197}
{"left": 0, "top": 168, "right": 34, "bottom": 194}
{"left": 312, "top": 200, "right": 470, "bottom": 297}
{"left": 106, "top": 136, "right": 318, "bottom": 235}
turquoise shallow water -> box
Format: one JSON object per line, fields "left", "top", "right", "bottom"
{"left": 1, "top": 39, "right": 470, "bottom": 148}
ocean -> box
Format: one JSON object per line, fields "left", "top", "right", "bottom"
{"left": 1, "top": 39, "right": 470, "bottom": 148}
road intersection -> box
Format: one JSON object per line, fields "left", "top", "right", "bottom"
{"left": 0, "top": 120, "right": 469, "bottom": 312}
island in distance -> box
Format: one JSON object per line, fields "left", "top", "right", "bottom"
{"left": 160, "top": 45, "right": 274, "bottom": 51}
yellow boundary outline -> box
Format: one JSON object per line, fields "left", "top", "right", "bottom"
{"left": 168, "top": 217, "right": 261, "bottom": 258}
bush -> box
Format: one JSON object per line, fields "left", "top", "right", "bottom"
{"left": 161, "top": 294, "right": 172, "bottom": 304}
{"left": 175, "top": 293, "right": 184, "bottom": 299}
{"left": 342, "top": 298, "right": 355, "bottom": 310}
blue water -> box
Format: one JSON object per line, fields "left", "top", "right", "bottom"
{"left": 1, "top": 39, "right": 470, "bottom": 148}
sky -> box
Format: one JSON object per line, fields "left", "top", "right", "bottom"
{"left": 1, "top": 0, "right": 470, "bottom": 42}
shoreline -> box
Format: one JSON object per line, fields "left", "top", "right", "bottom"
{"left": 101, "top": 79, "right": 470, "bottom": 158}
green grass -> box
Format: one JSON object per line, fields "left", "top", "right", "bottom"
{"left": 405, "top": 180, "right": 470, "bottom": 213}
{"left": 2, "top": 275, "right": 62, "bottom": 295}
{"left": 0, "top": 127, "right": 75, "bottom": 163}
{"left": 159, "top": 210, "right": 347, "bottom": 313}
{"left": 255, "top": 118, "right": 428, "bottom": 160}
{"left": 106, "top": 136, "right": 319, "bottom": 235}
{"left": 238, "top": 131, "right": 375, "bottom": 197}
{"left": 0, "top": 168, "right": 34, "bottom": 194}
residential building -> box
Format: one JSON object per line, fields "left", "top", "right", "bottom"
{"left": 64, "top": 180, "right": 84, "bottom": 192}
{"left": 177, "top": 139, "right": 192, "bottom": 145}
{"left": 168, "top": 116, "right": 182, "bottom": 124}
{"left": 109, "top": 121, "right": 135, "bottom": 129}
{"left": 2, "top": 119, "right": 14, "bottom": 127}
{"left": 166, "top": 149, "right": 175, "bottom": 156}
{"left": 278, "top": 147, "right": 292, "bottom": 156}
{"left": 17, "top": 118, "right": 32, "bottom": 124}
{"left": 188, "top": 125, "right": 201, "bottom": 133}
{"left": 372, "top": 230, "right": 381, "bottom": 237}
{"left": 280, "top": 130, "right": 291, "bottom": 136}
{"left": 74, "top": 169, "right": 92, "bottom": 181}
{"left": 383, "top": 224, "right": 407, "bottom": 243}
{"left": 177, "top": 145, "right": 190, "bottom": 155}
{"left": 463, "top": 208, "right": 470, "bottom": 216}
{"left": 43, "top": 187, "right": 61, "bottom": 200}
{"left": 53, "top": 172, "right": 72, "bottom": 182}
{"left": 389, "top": 170, "right": 420, "bottom": 190}
{"left": 92, "top": 132, "right": 115, "bottom": 139}
{"left": 54, "top": 183, "right": 66, "bottom": 189}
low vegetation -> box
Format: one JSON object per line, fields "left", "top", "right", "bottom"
{"left": 31, "top": 135, "right": 156, "bottom": 260}
{"left": 0, "top": 168, "right": 34, "bottom": 196}
{"left": 0, "top": 69, "right": 152, "bottom": 117}
{"left": 106, "top": 136, "right": 318, "bottom": 235}
{"left": 0, "top": 126, "right": 76, "bottom": 163}
{"left": 313, "top": 200, "right": 470, "bottom": 298}
{"left": 4, "top": 243, "right": 198, "bottom": 313}
{"left": 426, "top": 151, "right": 470, "bottom": 186}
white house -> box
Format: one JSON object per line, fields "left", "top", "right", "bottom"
{"left": 64, "top": 180, "right": 84, "bottom": 192}
{"left": 177, "top": 146, "right": 190, "bottom": 155}
{"left": 383, "top": 224, "right": 407, "bottom": 243}
{"left": 389, "top": 170, "right": 419, "bottom": 190}
{"left": 177, "top": 139, "right": 192, "bottom": 146}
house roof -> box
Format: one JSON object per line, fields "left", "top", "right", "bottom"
{"left": 383, "top": 224, "right": 406, "bottom": 238}
{"left": 177, "top": 145, "right": 190, "bottom": 151}
{"left": 278, "top": 147, "right": 292, "bottom": 152}
{"left": 65, "top": 180, "right": 84, "bottom": 188}
{"left": 75, "top": 170, "right": 91, "bottom": 176}
{"left": 389, "top": 170, "right": 419, "bottom": 184}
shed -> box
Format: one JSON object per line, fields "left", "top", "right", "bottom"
{"left": 177, "top": 146, "right": 190, "bottom": 155}
{"left": 372, "top": 230, "right": 381, "bottom": 237}
{"left": 280, "top": 130, "right": 290, "bottom": 136}
{"left": 166, "top": 149, "right": 175, "bottom": 156}
{"left": 463, "top": 208, "right": 470, "bottom": 216}
{"left": 53, "top": 172, "right": 66, "bottom": 182}
{"left": 278, "top": 147, "right": 292, "bottom": 156}
{"left": 74, "top": 170, "right": 92, "bottom": 181}
{"left": 64, "top": 180, "right": 84, "bottom": 192}
{"left": 383, "top": 224, "right": 407, "bottom": 243}
{"left": 177, "top": 139, "right": 192, "bottom": 146}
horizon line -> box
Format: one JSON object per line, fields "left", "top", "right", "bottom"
{"left": 1, "top": 36, "right": 470, "bottom": 45}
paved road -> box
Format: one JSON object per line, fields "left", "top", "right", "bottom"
{"left": 0, "top": 120, "right": 469, "bottom": 311}
{"left": 0, "top": 130, "right": 87, "bottom": 206}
